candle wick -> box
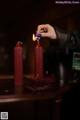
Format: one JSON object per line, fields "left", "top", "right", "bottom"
{"left": 16, "top": 41, "right": 23, "bottom": 47}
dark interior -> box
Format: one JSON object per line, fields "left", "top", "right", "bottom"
{"left": 0, "top": 1, "right": 80, "bottom": 120}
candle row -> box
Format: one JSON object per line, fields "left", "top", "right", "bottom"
{"left": 14, "top": 39, "right": 44, "bottom": 89}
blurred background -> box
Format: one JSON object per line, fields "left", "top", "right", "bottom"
{"left": 0, "top": 0, "right": 80, "bottom": 75}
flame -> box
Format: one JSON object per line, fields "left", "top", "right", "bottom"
{"left": 32, "top": 34, "right": 37, "bottom": 41}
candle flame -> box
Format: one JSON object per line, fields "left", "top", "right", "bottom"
{"left": 32, "top": 34, "right": 37, "bottom": 41}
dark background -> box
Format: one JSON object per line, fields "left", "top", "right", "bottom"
{"left": 0, "top": 0, "right": 80, "bottom": 40}
{"left": 0, "top": 0, "right": 80, "bottom": 74}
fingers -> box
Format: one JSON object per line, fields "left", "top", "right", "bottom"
{"left": 37, "top": 24, "right": 49, "bottom": 33}
{"left": 39, "top": 32, "right": 49, "bottom": 38}
{"left": 36, "top": 24, "right": 56, "bottom": 39}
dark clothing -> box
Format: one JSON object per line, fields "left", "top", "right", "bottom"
{"left": 55, "top": 28, "right": 80, "bottom": 48}
{"left": 55, "top": 29, "right": 80, "bottom": 120}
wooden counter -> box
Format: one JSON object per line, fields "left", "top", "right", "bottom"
{"left": 0, "top": 75, "right": 75, "bottom": 120}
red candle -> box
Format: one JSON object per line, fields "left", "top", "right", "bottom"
{"left": 34, "top": 41, "right": 43, "bottom": 80}
{"left": 14, "top": 41, "right": 23, "bottom": 87}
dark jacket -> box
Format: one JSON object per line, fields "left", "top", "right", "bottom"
{"left": 56, "top": 29, "right": 80, "bottom": 120}
{"left": 55, "top": 28, "right": 80, "bottom": 48}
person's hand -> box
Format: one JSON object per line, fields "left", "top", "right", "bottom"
{"left": 37, "top": 24, "right": 57, "bottom": 39}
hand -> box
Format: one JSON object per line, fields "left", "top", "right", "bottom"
{"left": 37, "top": 24, "right": 57, "bottom": 39}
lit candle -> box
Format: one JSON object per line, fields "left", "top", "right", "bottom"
{"left": 14, "top": 41, "right": 23, "bottom": 87}
{"left": 33, "top": 34, "right": 43, "bottom": 80}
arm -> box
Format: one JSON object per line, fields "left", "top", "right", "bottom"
{"left": 54, "top": 27, "right": 70, "bottom": 46}
{"left": 37, "top": 24, "right": 80, "bottom": 48}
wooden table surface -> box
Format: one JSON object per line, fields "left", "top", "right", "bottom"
{"left": 0, "top": 74, "right": 73, "bottom": 103}
{"left": 0, "top": 75, "right": 76, "bottom": 120}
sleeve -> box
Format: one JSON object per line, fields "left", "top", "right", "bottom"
{"left": 54, "top": 27, "right": 80, "bottom": 48}
{"left": 54, "top": 27, "right": 70, "bottom": 46}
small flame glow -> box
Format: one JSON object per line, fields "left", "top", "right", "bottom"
{"left": 32, "top": 34, "right": 37, "bottom": 41}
